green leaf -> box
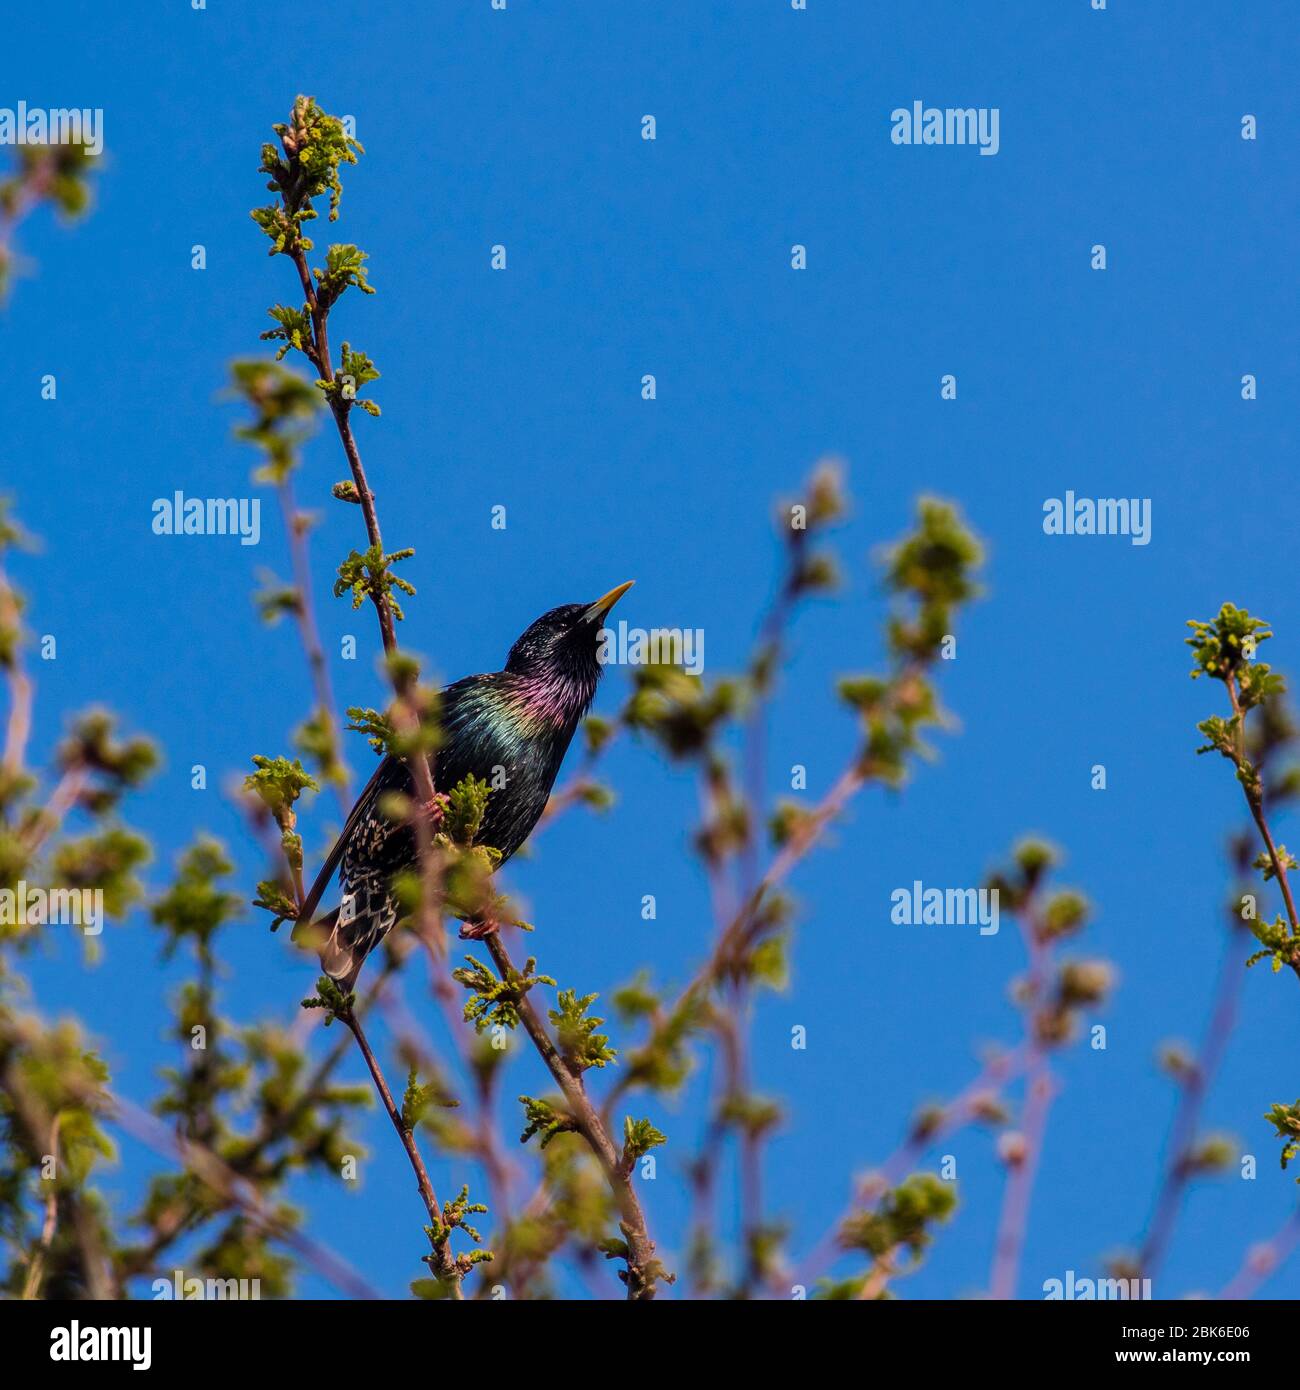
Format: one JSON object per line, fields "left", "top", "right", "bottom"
{"left": 622, "top": 1116, "right": 667, "bottom": 1162}
{"left": 550, "top": 989, "right": 618, "bottom": 1071}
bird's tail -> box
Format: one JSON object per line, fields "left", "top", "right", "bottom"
{"left": 311, "top": 906, "right": 357, "bottom": 994}
{"left": 311, "top": 880, "right": 399, "bottom": 995}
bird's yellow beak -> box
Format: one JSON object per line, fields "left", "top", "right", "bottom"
{"left": 584, "top": 580, "right": 634, "bottom": 624}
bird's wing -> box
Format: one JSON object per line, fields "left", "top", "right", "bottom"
{"left": 430, "top": 675, "right": 508, "bottom": 790}
{"left": 297, "top": 753, "right": 402, "bottom": 925}
{"left": 298, "top": 673, "right": 515, "bottom": 924}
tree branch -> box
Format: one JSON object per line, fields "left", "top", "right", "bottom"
{"left": 483, "top": 932, "right": 667, "bottom": 1300}
{"left": 20, "top": 1113, "right": 61, "bottom": 1300}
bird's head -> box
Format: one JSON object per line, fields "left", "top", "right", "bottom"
{"left": 504, "top": 581, "right": 634, "bottom": 689}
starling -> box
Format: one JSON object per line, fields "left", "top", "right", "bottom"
{"left": 302, "top": 581, "right": 633, "bottom": 990}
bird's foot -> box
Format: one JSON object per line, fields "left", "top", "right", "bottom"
{"left": 458, "top": 916, "right": 500, "bottom": 940}
{"left": 421, "top": 792, "right": 450, "bottom": 828}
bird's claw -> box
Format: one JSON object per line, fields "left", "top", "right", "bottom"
{"left": 458, "top": 917, "right": 500, "bottom": 940}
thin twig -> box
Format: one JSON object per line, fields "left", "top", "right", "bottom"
{"left": 20, "top": 765, "right": 90, "bottom": 857}
{"left": 1219, "top": 1205, "right": 1300, "bottom": 1299}
{"left": 407, "top": 931, "right": 517, "bottom": 1235}
{"left": 989, "top": 900, "right": 1055, "bottom": 1300}
{"left": 0, "top": 567, "right": 33, "bottom": 776}
{"left": 1227, "top": 674, "right": 1300, "bottom": 937}
{"left": 637, "top": 757, "right": 868, "bottom": 1051}
{"left": 0, "top": 149, "right": 59, "bottom": 293}
{"left": 794, "top": 1046, "right": 1024, "bottom": 1294}
{"left": 1138, "top": 907, "right": 1246, "bottom": 1281}
{"left": 275, "top": 476, "right": 351, "bottom": 815}
{"left": 339, "top": 1003, "right": 462, "bottom": 1296}
{"left": 282, "top": 227, "right": 398, "bottom": 660}
{"left": 107, "top": 1087, "right": 380, "bottom": 1299}
{"left": 989, "top": 1063, "right": 1055, "bottom": 1300}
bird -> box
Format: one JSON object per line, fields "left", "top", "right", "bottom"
{"left": 299, "top": 582, "right": 634, "bottom": 991}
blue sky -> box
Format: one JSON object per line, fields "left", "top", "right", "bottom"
{"left": 7, "top": 0, "right": 1300, "bottom": 1298}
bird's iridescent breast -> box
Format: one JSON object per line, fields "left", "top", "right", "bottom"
{"left": 428, "top": 670, "right": 593, "bottom": 861}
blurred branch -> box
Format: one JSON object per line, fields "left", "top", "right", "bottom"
{"left": 0, "top": 552, "right": 32, "bottom": 775}
{"left": 990, "top": 886, "right": 1056, "bottom": 1300}
{"left": 106, "top": 1083, "right": 380, "bottom": 1300}
{"left": 1219, "top": 1205, "right": 1300, "bottom": 1299}
{"left": 795, "top": 1046, "right": 1022, "bottom": 1293}
{"left": 0, "top": 143, "right": 99, "bottom": 303}
{"left": 334, "top": 996, "right": 461, "bottom": 1294}
{"left": 483, "top": 931, "right": 669, "bottom": 1299}
{"left": 19, "top": 1113, "right": 60, "bottom": 1299}
{"left": 1138, "top": 832, "right": 1254, "bottom": 1283}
